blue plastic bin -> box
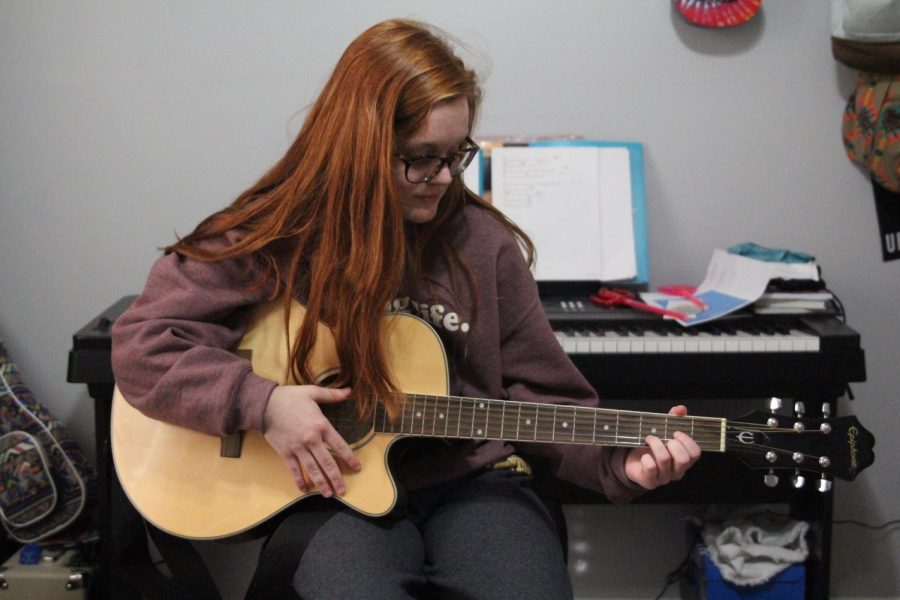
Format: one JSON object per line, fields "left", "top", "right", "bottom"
{"left": 686, "top": 547, "right": 805, "bottom": 600}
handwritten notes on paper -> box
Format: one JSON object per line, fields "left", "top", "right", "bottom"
{"left": 491, "top": 146, "right": 636, "bottom": 282}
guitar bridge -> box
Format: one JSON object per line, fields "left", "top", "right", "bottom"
{"left": 220, "top": 432, "right": 243, "bottom": 458}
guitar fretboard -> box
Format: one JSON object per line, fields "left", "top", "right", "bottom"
{"left": 374, "top": 394, "right": 725, "bottom": 452}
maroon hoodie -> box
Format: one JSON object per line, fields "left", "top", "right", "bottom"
{"left": 111, "top": 203, "right": 643, "bottom": 503}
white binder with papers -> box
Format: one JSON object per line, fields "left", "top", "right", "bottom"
{"left": 485, "top": 141, "right": 648, "bottom": 284}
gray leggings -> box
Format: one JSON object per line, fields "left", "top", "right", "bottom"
{"left": 293, "top": 469, "right": 572, "bottom": 600}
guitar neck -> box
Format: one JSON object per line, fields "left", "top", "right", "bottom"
{"left": 373, "top": 394, "right": 726, "bottom": 452}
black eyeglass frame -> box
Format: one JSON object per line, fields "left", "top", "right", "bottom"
{"left": 394, "top": 137, "right": 480, "bottom": 184}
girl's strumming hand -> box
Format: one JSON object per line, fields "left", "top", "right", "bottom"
{"left": 263, "top": 385, "right": 361, "bottom": 497}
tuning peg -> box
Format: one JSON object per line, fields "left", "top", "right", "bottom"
{"left": 793, "top": 402, "right": 807, "bottom": 431}
{"left": 793, "top": 403, "right": 806, "bottom": 432}
{"left": 768, "top": 397, "right": 783, "bottom": 427}
{"left": 818, "top": 476, "right": 833, "bottom": 493}
{"left": 792, "top": 471, "right": 806, "bottom": 489}
{"left": 764, "top": 469, "right": 779, "bottom": 487}
{"left": 769, "top": 397, "right": 783, "bottom": 413}
{"left": 820, "top": 402, "right": 833, "bottom": 433}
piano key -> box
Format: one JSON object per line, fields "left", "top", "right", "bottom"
{"left": 552, "top": 323, "right": 821, "bottom": 354}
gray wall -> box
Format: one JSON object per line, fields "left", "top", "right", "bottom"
{"left": 1, "top": 1, "right": 897, "bottom": 598}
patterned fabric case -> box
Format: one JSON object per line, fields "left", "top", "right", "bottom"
{"left": 0, "top": 340, "right": 93, "bottom": 543}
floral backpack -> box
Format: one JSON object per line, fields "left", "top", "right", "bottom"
{"left": 0, "top": 340, "right": 93, "bottom": 543}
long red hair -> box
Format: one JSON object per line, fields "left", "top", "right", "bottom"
{"left": 168, "top": 19, "right": 532, "bottom": 420}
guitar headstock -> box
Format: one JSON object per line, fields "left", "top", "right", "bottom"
{"left": 726, "top": 399, "right": 875, "bottom": 491}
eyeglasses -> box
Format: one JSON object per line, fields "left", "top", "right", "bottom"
{"left": 394, "top": 137, "right": 479, "bottom": 184}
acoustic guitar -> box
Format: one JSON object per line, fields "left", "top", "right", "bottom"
{"left": 111, "top": 300, "right": 875, "bottom": 540}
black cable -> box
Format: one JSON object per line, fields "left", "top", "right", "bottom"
{"left": 654, "top": 528, "right": 701, "bottom": 600}
{"left": 833, "top": 517, "right": 900, "bottom": 530}
{"left": 826, "top": 287, "right": 847, "bottom": 323}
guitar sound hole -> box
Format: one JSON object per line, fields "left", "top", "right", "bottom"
{"left": 316, "top": 372, "right": 373, "bottom": 446}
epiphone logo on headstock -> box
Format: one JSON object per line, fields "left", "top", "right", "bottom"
{"left": 737, "top": 431, "right": 757, "bottom": 444}
{"left": 847, "top": 426, "right": 860, "bottom": 471}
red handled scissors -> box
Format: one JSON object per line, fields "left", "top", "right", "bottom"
{"left": 590, "top": 288, "right": 690, "bottom": 320}
{"left": 658, "top": 284, "right": 708, "bottom": 311}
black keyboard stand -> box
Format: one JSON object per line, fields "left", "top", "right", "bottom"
{"left": 68, "top": 296, "right": 186, "bottom": 599}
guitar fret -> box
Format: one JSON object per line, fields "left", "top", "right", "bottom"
{"left": 616, "top": 413, "right": 642, "bottom": 445}
{"left": 594, "top": 412, "right": 615, "bottom": 444}
{"left": 489, "top": 401, "right": 504, "bottom": 439}
{"left": 515, "top": 402, "right": 522, "bottom": 440}
{"left": 520, "top": 403, "right": 537, "bottom": 441}
{"left": 427, "top": 395, "right": 436, "bottom": 435}
{"left": 566, "top": 405, "right": 577, "bottom": 443}
{"left": 422, "top": 395, "right": 432, "bottom": 436}
{"left": 481, "top": 400, "right": 491, "bottom": 438}
{"left": 551, "top": 405, "right": 557, "bottom": 441}
{"left": 400, "top": 397, "right": 407, "bottom": 434}
{"left": 615, "top": 412, "right": 620, "bottom": 445}
{"left": 574, "top": 407, "right": 592, "bottom": 444}
{"left": 415, "top": 395, "right": 423, "bottom": 433}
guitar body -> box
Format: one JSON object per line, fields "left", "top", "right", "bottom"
{"left": 111, "top": 301, "right": 450, "bottom": 540}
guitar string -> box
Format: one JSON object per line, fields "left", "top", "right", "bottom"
{"left": 328, "top": 416, "right": 827, "bottom": 458}
{"left": 355, "top": 400, "right": 725, "bottom": 433}
{"left": 325, "top": 402, "right": 727, "bottom": 450}
{"left": 376, "top": 403, "right": 725, "bottom": 434}
{"left": 724, "top": 442, "right": 823, "bottom": 461}
{"left": 330, "top": 417, "right": 726, "bottom": 442}
{"left": 380, "top": 391, "right": 836, "bottom": 432}
{"left": 324, "top": 396, "right": 832, "bottom": 464}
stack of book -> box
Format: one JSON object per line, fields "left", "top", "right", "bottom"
{"left": 753, "top": 291, "right": 835, "bottom": 314}
{"left": 741, "top": 249, "right": 836, "bottom": 315}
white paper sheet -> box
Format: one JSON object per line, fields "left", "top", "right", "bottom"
{"left": 642, "top": 249, "right": 777, "bottom": 326}
{"left": 490, "top": 146, "right": 636, "bottom": 281}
